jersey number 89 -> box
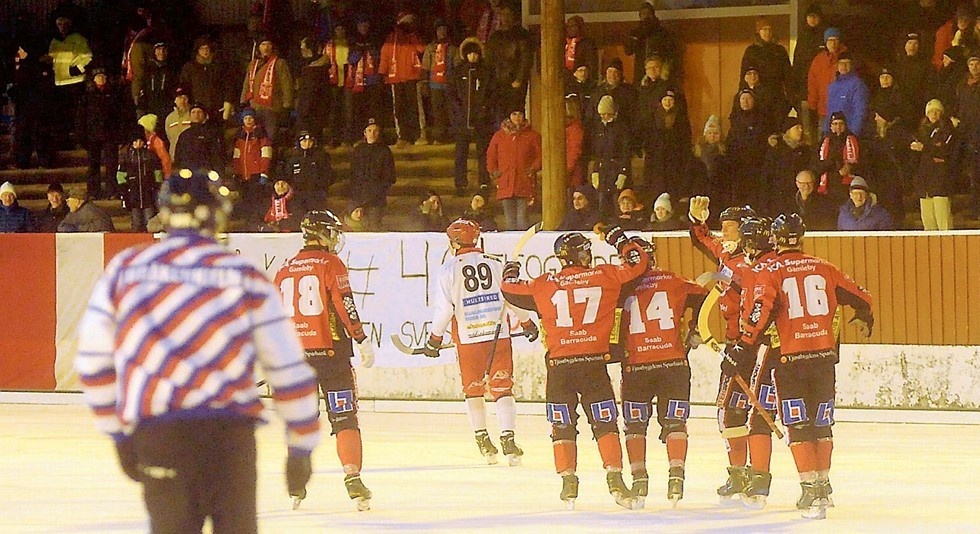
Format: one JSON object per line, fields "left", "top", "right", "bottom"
{"left": 462, "top": 263, "right": 493, "bottom": 292}
{"left": 280, "top": 275, "right": 325, "bottom": 318}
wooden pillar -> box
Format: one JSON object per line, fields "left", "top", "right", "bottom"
{"left": 539, "top": 0, "right": 566, "bottom": 230}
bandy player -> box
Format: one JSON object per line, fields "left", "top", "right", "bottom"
{"left": 423, "top": 218, "right": 539, "bottom": 466}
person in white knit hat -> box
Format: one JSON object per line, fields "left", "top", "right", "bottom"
{"left": 910, "top": 98, "right": 954, "bottom": 230}
{"left": 647, "top": 192, "right": 686, "bottom": 231}
{"left": 0, "top": 182, "right": 33, "bottom": 233}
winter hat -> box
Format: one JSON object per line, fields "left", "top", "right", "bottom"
{"left": 849, "top": 176, "right": 869, "bottom": 192}
{"left": 189, "top": 101, "right": 207, "bottom": 114}
{"left": 606, "top": 57, "right": 624, "bottom": 73}
{"left": 618, "top": 188, "right": 640, "bottom": 207}
{"left": 67, "top": 186, "right": 89, "bottom": 201}
{"left": 879, "top": 65, "right": 893, "bottom": 76}
{"left": 743, "top": 64, "right": 760, "bottom": 75}
{"left": 153, "top": 41, "right": 169, "bottom": 50}
{"left": 434, "top": 18, "right": 448, "bottom": 30}
{"left": 654, "top": 192, "right": 672, "bottom": 213}
{"left": 597, "top": 95, "right": 617, "bottom": 115}
{"left": 460, "top": 38, "right": 482, "bottom": 58}
{"left": 0, "top": 182, "right": 16, "bottom": 198}
{"left": 926, "top": 98, "right": 945, "bottom": 115}
{"left": 782, "top": 115, "right": 802, "bottom": 132}
{"left": 703, "top": 115, "right": 721, "bottom": 135}
{"left": 90, "top": 66, "right": 107, "bottom": 77}
{"left": 906, "top": 32, "right": 920, "bottom": 43}
{"left": 297, "top": 130, "right": 316, "bottom": 142}
{"left": 837, "top": 50, "right": 853, "bottom": 62}
{"left": 573, "top": 184, "right": 596, "bottom": 204}
{"left": 138, "top": 113, "right": 158, "bottom": 132}
{"left": 239, "top": 107, "right": 257, "bottom": 122}
{"left": 830, "top": 111, "right": 847, "bottom": 124}
{"left": 174, "top": 86, "right": 190, "bottom": 99}
{"left": 824, "top": 27, "right": 841, "bottom": 42}
{"left": 969, "top": 49, "right": 980, "bottom": 62}
{"left": 193, "top": 35, "right": 213, "bottom": 52}
{"left": 397, "top": 11, "right": 416, "bottom": 25}
{"left": 755, "top": 17, "right": 772, "bottom": 32}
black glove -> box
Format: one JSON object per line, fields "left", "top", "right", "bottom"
{"left": 849, "top": 311, "right": 874, "bottom": 338}
{"left": 502, "top": 261, "right": 521, "bottom": 280}
{"left": 421, "top": 334, "right": 442, "bottom": 358}
{"left": 519, "top": 319, "right": 539, "bottom": 342}
{"left": 115, "top": 438, "right": 140, "bottom": 482}
{"left": 603, "top": 225, "right": 628, "bottom": 253}
{"left": 720, "top": 341, "right": 753, "bottom": 378}
{"left": 286, "top": 453, "right": 312, "bottom": 498}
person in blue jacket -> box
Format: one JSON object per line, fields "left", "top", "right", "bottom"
{"left": 837, "top": 176, "right": 894, "bottom": 230}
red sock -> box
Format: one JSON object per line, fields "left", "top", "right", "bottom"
{"left": 625, "top": 435, "right": 647, "bottom": 473}
{"left": 747, "top": 434, "right": 772, "bottom": 472}
{"left": 727, "top": 436, "right": 748, "bottom": 466}
{"left": 666, "top": 435, "right": 688, "bottom": 465}
{"left": 816, "top": 438, "right": 833, "bottom": 471}
{"left": 597, "top": 433, "right": 624, "bottom": 470}
{"left": 790, "top": 441, "right": 818, "bottom": 474}
{"left": 553, "top": 441, "right": 577, "bottom": 474}
{"left": 336, "top": 429, "right": 362, "bottom": 473}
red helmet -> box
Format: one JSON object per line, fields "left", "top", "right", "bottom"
{"left": 446, "top": 218, "right": 480, "bottom": 247}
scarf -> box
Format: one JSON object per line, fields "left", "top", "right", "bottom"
{"left": 348, "top": 48, "right": 376, "bottom": 93}
{"left": 432, "top": 43, "right": 448, "bottom": 84}
{"left": 324, "top": 42, "right": 339, "bottom": 84}
{"left": 818, "top": 133, "right": 859, "bottom": 193}
{"left": 565, "top": 37, "right": 579, "bottom": 70}
{"left": 122, "top": 27, "right": 150, "bottom": 82}
{"left": 245, "top": 55, "right": 278, "bottom": 106}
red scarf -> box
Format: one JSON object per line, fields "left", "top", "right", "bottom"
{"left": 245, "top": 55, "right": 278, "bottom": 106}
{"left": 564, "top": 37, "right": 579, "bottom": 70}
{"left": 818, "top": 134, "right": 859, "bottom": 193}
{"left": 348, "top": 51, "right": 376, "bottom": 93}
{"left": 432, "top": 43, "right": 448, "bottom": 84}
{"left": 122, "top": 27, "right": 150, "bottom": 82}
{"left": 325, "top": 42, "right": 339, "bottom": 84}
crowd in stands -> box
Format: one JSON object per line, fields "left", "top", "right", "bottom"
{"left": 2, "top": 0, "right": 980, "bottom": 233}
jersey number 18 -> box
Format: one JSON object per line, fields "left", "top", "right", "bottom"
{"left": 280, "top": 275, "right": 325, "bottom": 317}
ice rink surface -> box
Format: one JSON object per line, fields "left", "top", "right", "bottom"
{"left": 1, "top": 402, "right": 978, "bottom": 533}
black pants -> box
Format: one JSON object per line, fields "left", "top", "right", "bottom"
{"left": 391, "top": 81, "right": 420, "bottom": 143}
{"left": 85, "top": 138, "right": 119, "bottom": 197}
{"left": 12, "top": 96, "right": 55, "bottom": 168}
{"left": 133, "top": 418, "right": 257, "bottom": 534}
{"left": 453, "top": 126, "right": 491, "bottom": 189}
{"left": 546, "top": 355, "right": 619, "bottom": 441}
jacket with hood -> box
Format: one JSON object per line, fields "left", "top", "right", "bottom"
{"left": 487, "top": 118, "right": 542, "bottom": 200}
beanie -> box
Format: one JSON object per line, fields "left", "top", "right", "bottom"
{"left": 703, "top": 114, "right": 721, "bottom": 135}
{"left": 138, "top": 114, "right": 158, "bottom": 132}
{"left": 0, "top": 181, "right": 16, "bottom": 198}
{"left": 926, "top": 98, "right": 945, "bottom": 115}
{"left": 824, "top": 27, "right": 841, "bottom": 42}
{"left": 782, "top": 115, "right": 802, "bottom": 132}
{"left": 597, "top": 95, "right": 617, "bottom": 115}
{"left": 755, "top": 17, "right": 772, "bottom": 32}
{"left": 654, "top": 192, "right": 672, "bottom": 213}
{"left": 606, "top": 57, "right": 624, "bottom": 73}
{"left": 618, "top": 188, "right": 640, "bottom": 206}
{"left": 67, "top": 186, "right": 89, "bottom": 201}
{"left": 849, "top": 176, "right": 869, "bottom": 192}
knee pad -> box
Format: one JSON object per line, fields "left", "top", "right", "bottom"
{"left": 325, "top": 389, "right": 359, "bottom": 435}
{"left": 622, "top": 400, "right": 651, "bottom": 425}
{"left": 588, "top": 399, "right": 619, "bottom": 438}
{"left": 659, "top": 424, "right": 687, "bottom": 443}
{"left": 551, "top": 423, "right": 577, "bottom": 442}
{"left": 624, "top": 421, "right": 649, "bottom": 437}
{"left": 786, "top": 421, "right": 816, "bottom": 444}
{"left": 462, "top": 379, "right": 486, "bottom": 398}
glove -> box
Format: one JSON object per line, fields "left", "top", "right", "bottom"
{"left": 519, "top": 319, "right": 539, "bottom": 342}
{"left": 849, "top": 312, "right": 874, "bottom": 338}
{"left": 222, "top": 101, "right": 233, "bottom": 121}
{"left": 421, "top": 334, "right": 442, "bottom": 358}
{"left": 115, "top": 438, "right": 140, "bottom": 482}
{"left": 603, "top": 225, "right": 628, "bottom": 253}
{"left": 116, "top": 171, "right": 128, "bottom": 185}
{"left": 357, "top": 338, "right": 375, "bottom": 368}
{"left": 689, "top": 196, "right": 710, "bottom": 223}
{"left": 502, "top": 261, "right": 521, "bottom": 281}
{"left": 720, "top": 341, "right": 753, "bottom": 378}
{"left": 286, "top": 453, "right": 312, "bottom": 499}
{"left": 591, "top": 172, "right": 599, "bottom": 189}
{"left": 685, "top": 328, "right": 703, "bottom": 350}
{"left": 615, "top": 173, "right": 627, "bottom": 190}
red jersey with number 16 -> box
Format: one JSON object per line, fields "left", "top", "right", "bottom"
{"left": 623, "top": 270, "right": 708, "bottom": 364}
{"left": 274, "top": 247, "right": 367, "bottom": 356}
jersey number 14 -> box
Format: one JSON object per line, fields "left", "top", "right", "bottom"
{"left": 624, "top": 291, "right": 675, "bottom": 334}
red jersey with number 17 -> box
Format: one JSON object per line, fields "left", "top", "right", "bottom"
{"left": 623, "top": 269, "right": 708, "bottom": 364}
{"left": 273, "top": 247, "right": 367, "bottom": 356}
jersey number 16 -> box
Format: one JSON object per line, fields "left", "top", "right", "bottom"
{"left": 782, "top": 274, "right": 829, "bottom": 319}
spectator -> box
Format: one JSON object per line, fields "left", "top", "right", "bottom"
{"left": 865, "top": 99, "right": 913, "bottom": 226}
{"left": 116, "top": 129, "right": 162, "bottom": 233}
{"left": 0, "top": 182, "right": 33, "bottom": 233}
{"left": 349, "top": 119, "right": 396, "bottom": 231}
{"left": 411, "top": 190, "right": 450, "bottom": 232}
{"left": 10, "top": 20, "right": 56, "bottom": 169}
{"left": 279, "top": 131, "right": 333, "bottom": 213}
{"left": 870, "top": 67, "right": 913, "bottom": 133}
{"left": 937, "top": 45, "right": 967, "bottom": 111}
{"left": 347, "top": 16, "right": 385, "bottom": 145}
{"left": 953, "top": 51, "right": 980, "bottom": 213}
{"left": 485, "top": 3, "right": 533, "bottom": 122}
{"left": 58, "top": 187, "right": 116, "bottom": 233}
{"left": 565, "top": 61, "right": 596, "bottom": 131}
{"left": 589, "top": 95, "right": 632, "bottom": 218}
{"left": 837, "top": 177, "right": 894, "bottom": 231}
{"left": 807, "top": 27, "right": 847, "bottom": 137}
{"left": 380, "top": 11, "right": 425, "bottom": 148}
{"left": 138, "top": 114, "right": 173, "bottom": 177}
{"left": 33, "top": 182, "right": 71, "bottom": 233}
{"left": 232, "top": 108, "right": 273, "bottom": 224}
{"left": 793, "top": 170, "right": 836, "bottom": 231}
{"left": 179, "top": 36, "right": 234, "bottom": 123}
{"left": 761, "top": 116, "right": 810, "bottom": 216}
{"left": 588, "top": 58, "right": 636, "bottom": 133}
{"left": 262, "top": 180, "right": 302, "bottom": 232}
{"left": 47, "top": 14, "right": 92, "bottom": 146}
{"left": 647, "top": 192, "right": 686, "bottom": 231}
{"left": 727, "top": 89, "right": 769, "bottom": 207}
{"left": 121, "top": 9, "right": 153, "bottom": 108}
{"left": 460, "top": 0, "right": 503, "bottom": 43}
{"left": 816, "top": 111, "right": 860, "bottom": 206}
{"left": 636, "top": 55, "right": 672, "bottom": 126}
{"left": 910, "top": 99, "right": 955, "bottom": 230}
{"left": 79, "top": 67, "right": 123, "bottom": 200}
{"left": 173, "top": 102, "right": 224, "bottom": 173}
{"left": 322, "top": 24, "right": 350, "bottom": 147}
{"left": 343, "top": 205, "right": 369, "bottom": 232}
{"left": 825, "top": 51, "right": 869, "bottom": 136}
{"left": 893, "top": 33, "right": 933, "bottom": 117}
{"left": 558, "top": 184, "right": 601, "bottom": 231}
{"left": 565, "top": 98, "right": 587, "bottom": 193}
{"left": 734, "top": 65, "right": 786, "bottom": 136}
{"left": 295, "top": 37, "right": 333, "bottom": 142}
{"left": 563, "top": 16, "right": 598, "bottom": 82}
{"left": 461, "top": 191, "right": 498, "bottom": 232}
{"left": 740, "top": 17, "right": 791, "bottom": 102}
{"left": 421, "top": 19, "right": 458, "bottom": 145}
{"left": 611, "top": 188, "right": 648, "bottom": 231}
{"left": 647, "top": 89, "right": 692, "bottom": 201}
{"left": 933, "top": 3, "right": 976, "bottom": 71}
{"left": 690, "top": 115, "right": 730, "bottom": 204}
{"left": 138, "top": 42, "right": 178, "bottom": 127}
{"left": 165, "top": 86, "right": 192, "bottom": 159}
{"left": 449, "top": 38, "right": 494, "bottom": 196}
{"left": 625, "top": 1, "right": 680, "bottom": 86}
{"left": 241, "top": 36, "right": 293, "bottom": 144}
{"left": 793, "top": 4, "right": 826, "bottom": 143}
{"left": 487, "top": 107, "right": 541, "bottom": 230}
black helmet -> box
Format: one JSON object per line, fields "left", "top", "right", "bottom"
{"left": 771, "top": 213, "right": 806, "bottom": 248}
{"left": 739, "top": 216, "right": 773, "bottom": 256}
{"left": 157, "top": 169, "right": 232, "bottom": 235}
{"left": 301, "top": 210, "right": 344, "bottom": 252}
{"left": 554, "top": 232, "right": 592, "bottom": 267}
{"left": 720, "top": 205, "right": 756, "bottom": 223}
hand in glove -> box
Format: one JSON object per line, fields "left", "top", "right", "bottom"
{"left": 603, "top": 225, "right": 629, "bottom": 253}
{"left": 685, "top": 328, "right": 703, "bottom": 350}
{"left": 115, "top": 437, "right": 141, "bottom": 482}
{"left": 502, "top": 261, "right": 521, "bottom": 281}
{"left": 615, "top": 174, "right": 627, "bottom": 190}
{"left": 591, "top": 172, "right": 600, "bottom": 189}
{"left": 421, "top": 334, "right": 442, "bottom": 358}
{"left": 286, "top": 453, "right": 312, "bottom": 500}
{"left": 222, "top": 101, "right": 233, "bottom": 121}
{"left": 519, "top": 319, "right": 539, "bottom": 342}
{"left": 688, "top": 196, "right": 710, "bottom": 223}
{"left": 356, "top": 338, "right": 375, "bottom": 368}
{"left": 720, "top": 341, "right": 753, "bottom": 378}
{"left": 849, "top": 312, "right": 874, "bottom": 338}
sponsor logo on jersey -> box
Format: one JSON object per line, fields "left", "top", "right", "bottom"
{"left": 547, "top": 403, "right": 571, "bottom": 425}
{"left": 623, "top": 401, "right": 650, "bottom": 423}
{"left": 590, "top": 399, "right": 618, "bottom": 423}
{"left": 729, "top": 391, "right": 748, "bottom": 410}
{"left": 666, "top": 399, "right": 690, "bottom": 421}
{"left": 781, "top": 398, "right": 808, "bottom": 425}
{"left": 760, "top": 384, "right": 777, "bottom": 411}
{"left": 815, "top": 400, "right": 835, "bottom": 427}
{"left": 336, "top": 273, "right": 351, "bottom": 290}
{"left": 327, "top": 390, "right": 355, "bottom": 414}
{"left": 462, "top": 293, "right": 500, "bottom": 306}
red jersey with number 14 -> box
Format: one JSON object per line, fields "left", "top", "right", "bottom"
{"left": 623, "top": 269, "right": 708, "bottom": 364}
{"left": 274, "top": 247, "right": 366, "bottom": 355}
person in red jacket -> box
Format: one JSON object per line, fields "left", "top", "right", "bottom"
{"left": 233, "top": 107, "right": 273, "bottom": 224}
{"left": 486, "top": 107, "right": 541, "bottom": 230}
{"left": 380, "top": 11, "right": 425, "bottom": 148}
{"left": 807, "top": 28, "right": 847, "bottom": 135}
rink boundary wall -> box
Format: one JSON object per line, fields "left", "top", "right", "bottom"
{"left": 2, "top": 391, "right": 978, "bottom": 426}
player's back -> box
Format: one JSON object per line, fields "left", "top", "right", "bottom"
{"left": 275, "top": 247, "right": 349, "bottom": 352}
{"left": 624, "top": 269, "right": 705, "bottom": 363}
{"left": 439, "top": 249, "right": 509, "bottom": 344}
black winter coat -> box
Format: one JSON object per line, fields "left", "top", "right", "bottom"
{"left": 449, "top": 60, "right": 494, "bottom": 132}
{"left": 80, "top": 83, "right": 122, "bottom": 144}
{"left": 913, "top": 117, "right": 956, "bottom": 197}
{"left": 280, "top": 146, "right": 334, "bottom": 199}
{"left": 173, "top": 122, "right": 225, "bottom": 173}
{"left": 141, "top": 59, "right": 179, "bottom": 120}
{"left": 118, "top": 146, "right": 162, "bottom": 210}
{"left": 349, "top": 142, "right": 395, "bottom": 208}
{"left": 741, "top": 38, "right": 791, "bottom": 98}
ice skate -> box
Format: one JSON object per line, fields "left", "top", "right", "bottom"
{"left": 606, "top": 470, "right": 634, "bottom": 510}
{"left": 667, "top": 466, "right": 685, "bottom": 508}
{"left": 717, "top": 466, "right": 748, "bottom": 505}
{"left": 500, "top": 431, "right": 523, "bottom": 467}
{"left": 630, "top": 471, "right": 649, "bottom": 510}
{"left": 740, "top": 468, "right": 772, "bottom": 509}
{"left": 797, "top": 481, "right": 827, "bottom": 520}
{"left": 291, "top": 488, "right": 306, "bottom": 510}
{"left": 474, "top": 430, "right": 499, "bottom": 465}
{"left": 820, "top": 477, "right": 835, "bottom": 508}
{"left": 345, "top": 474, "right": 372, "bottom": 511}
{"left": 560, "top": 474, "right": 579, "bottom": 510}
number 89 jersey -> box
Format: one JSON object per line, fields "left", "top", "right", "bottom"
{"left": 431, "top": 249, "right": 515, "bottom": 344}
{"left": 273, "top": 248, "right": 366, "bottom": 354}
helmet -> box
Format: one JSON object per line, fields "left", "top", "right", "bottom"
{"left": 554, "top": 232, "right": 592, "bottom": 267}
{"left": 301, "top": 210, "right": 345, "bottom": 252}
{"left": 446, "top": 218, "right": 480, "bottom": 248}
{"left": 771, "top": 213, "right": 806, "bottom": 248}
{"left": 720, "top": 205, "right": 756, "bottom": 223}
{"left": 627, "top": 236, "right": 656, "bottom": 266}
{"left": 157, "top": 169, "right": 232, "bottom": 235}
{"left": 739, "top": 216, "right": 773, "bottom": 256}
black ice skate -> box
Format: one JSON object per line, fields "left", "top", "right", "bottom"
{"left": 667, "top": 466, "right": 685, "bottom": 507}
{"left": 606, "top": 470, "right": 634, "bottom": 510}
{"left": 474, "top": 429, "right": 499, "bottom": 465}
{"left": 717, "top": 465, "right": 748, "bottom": 505}
{"left": 740, "top": 468, "right": 772, "bottom": 509}
{"left": 560, "top": 474, "right": 579, "bottom": 510}
{"left": 344, "top": 474, "right": 372, "bottom": 511}
{"left": 797, "top": 481, "right": 827, "bottom": 520}
{"left": 630, "top": 471, "right": 649, "bottom": 510}
{"left": 500, "top": 431, "right": 523, "bottom": 467}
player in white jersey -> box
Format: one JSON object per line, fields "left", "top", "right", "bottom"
{"left": 422, "top": 218, "right": 538, "bottom": 465}
{"left": 75, "top": 170, "right": 321, "bottom": 533}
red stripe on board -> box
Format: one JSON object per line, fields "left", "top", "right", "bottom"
{"left": 104, "top": 234, "right": 156, "bottom": 267}
{"left": 0, "top": 234, "right": 57, "bottom": 389}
